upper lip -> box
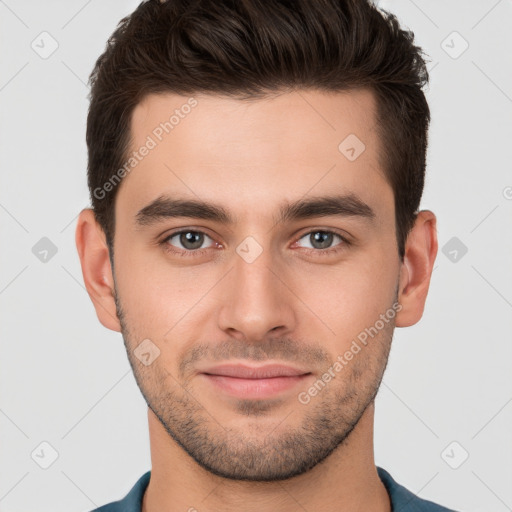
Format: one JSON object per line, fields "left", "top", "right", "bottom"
{"left": 201, "top": 363, "right": 310, "bottom": 379}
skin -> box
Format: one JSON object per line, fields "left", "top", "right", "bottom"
{"left": 76, "top": 88, "right": 437, "bottom": 512}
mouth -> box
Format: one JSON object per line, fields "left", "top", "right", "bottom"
{"left": 199, "top": 363, "right": 312, "bottom": 399}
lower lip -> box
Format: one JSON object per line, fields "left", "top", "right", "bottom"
{"left": 201, "top": 374, "right": 311, "bottom": 399}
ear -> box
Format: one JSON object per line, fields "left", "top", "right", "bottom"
{"left": 395, "top": 210, "right": 438, "bottom": 327}
{"left": 75, "top": 209, "right": 121, "bottom": 332}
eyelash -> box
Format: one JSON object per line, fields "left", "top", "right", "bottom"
{"left": 159, "top": 228, "right": 351, "bottom": 258}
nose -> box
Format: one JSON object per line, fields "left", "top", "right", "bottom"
{"left": 217, "top": 243, "right": 297, "bottom": 343}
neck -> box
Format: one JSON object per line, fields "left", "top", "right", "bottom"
{"left": 142, "top": 403, "right": 391, "bottom": 512}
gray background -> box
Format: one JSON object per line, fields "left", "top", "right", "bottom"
{"left": 0, "top": 1, "right": 511, "bottom": 511}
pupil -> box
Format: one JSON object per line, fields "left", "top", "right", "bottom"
{"left": 312, "top": 231, "right": 332, "bottom": 249}
{"left": 181, "top": 231, "right": 203, "bottom": 250}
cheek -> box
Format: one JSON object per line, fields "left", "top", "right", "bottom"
{"left": 113, "top": 253, "right": 171, "bottom": 332}
{"left": 113, "top": 229, "right": 399, "bottom": 346}
{"left": 114, "top": 250, "right": 215, "bottom": 341}
{"left": 291, "top": 255, "right": 397, "bottom": 336}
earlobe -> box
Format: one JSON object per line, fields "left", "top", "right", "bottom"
{"left": 395, "top": 210, "right": 438, "bottom": 328}
{"left": 75, "top": 209, "right": 121, "bottom": 332}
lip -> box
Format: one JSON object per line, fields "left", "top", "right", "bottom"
{"left": 199, "top": 363, "right": 312, "bottom": 399}
{"left": 201, "top": 363, "right": 310, "bottom": 379}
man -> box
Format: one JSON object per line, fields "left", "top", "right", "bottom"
{"left": 76, "top": 0, "right": 458, "bottom": 510}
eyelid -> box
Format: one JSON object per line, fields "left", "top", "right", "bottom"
{"left": 289, "top": 228, "right": 352, "bottom": 257}
{"left": 293, "top": 226, "right": 352, "bottom": 243}
{"left": 161, "top": 228, "right": 219, "bottom": 249}
{"left": 293, "top": 230, "right": 346, "bottom": 248}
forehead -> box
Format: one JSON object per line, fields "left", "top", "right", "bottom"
{"left": 118, "top": 88, "right": 392, "bottom": 225}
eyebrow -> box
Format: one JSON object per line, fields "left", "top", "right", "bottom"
{"left": 135, "top": 193, "right": 376, "bottom": 227}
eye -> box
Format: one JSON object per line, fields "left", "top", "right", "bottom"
{"left": 294, "top": 230, "right": 349, "bottom": 254}
{"left": 159, "top": 228, "right": 350, "bottom": 259}
{"left": 162, "top": 230, "right": 217, "bottom": 255}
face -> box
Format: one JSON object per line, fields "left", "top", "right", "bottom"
{"left": 107, "top": 89, "right": 403, "bottom": 480}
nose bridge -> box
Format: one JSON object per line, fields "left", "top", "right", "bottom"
{"left": 234, "top": 241, "right": 279, "bottom": 297}
{"left": 217, "top": 237, "right": 296, "bottom": 340}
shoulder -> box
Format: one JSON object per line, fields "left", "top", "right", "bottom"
{"left": 89, "top": 467, "right": 460, "bottom": 512}
{"left": 377, "top": 466, "right": 460, "bottom": 512}
{"left": 89, "top": 471, "right": 151, "bottom": 512}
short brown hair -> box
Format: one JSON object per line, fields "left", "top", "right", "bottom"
{"left": 86, "top": 0, "right": 430, "bottom": 260}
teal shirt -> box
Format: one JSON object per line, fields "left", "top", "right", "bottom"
{"left": 90, "top": 467, "right": 459, "bottom": 511}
